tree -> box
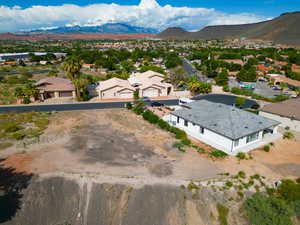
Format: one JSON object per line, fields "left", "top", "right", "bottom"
{"left": 165, "top": 67, "right": 187, "bottom": 89}
{"left": 245, "top": 193, "right": 294, "bottom": 225}
{"left": 187, "top": 75, "right": 212, "bottom": 95}
{"left": 237, "top": 66, "right": 257, "bottom": 82}
{"left": 63, "top": 56, "right": 83, "bottom": 98}
{"left": 235, "top": 97, "right": 246, "bottom": 107}
{"left": 215, "top": 69, "right": 229, "bottom": 86}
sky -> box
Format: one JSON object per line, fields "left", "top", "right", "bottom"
{"left": 0, "top": 0, "right": 299, "bottom": 32}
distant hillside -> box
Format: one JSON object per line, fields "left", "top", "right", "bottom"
{"left": 158, "top": 12, "right": 300, "bottom": 45}
{"left": 157, "top": 27, "right": 191, "bottom": 40}
{"left": 32, "top": 23, "right": 158, "bottom": 34}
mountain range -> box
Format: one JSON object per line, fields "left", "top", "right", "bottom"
{"left": 32, "top": 23, "right": 158, "bottom": 34}
{"left": 158, "top": 12, "right": 300, "bottom": 45}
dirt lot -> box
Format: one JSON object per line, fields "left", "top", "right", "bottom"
{"left": 1, "top": 109, "right": 300, "bottom": 184}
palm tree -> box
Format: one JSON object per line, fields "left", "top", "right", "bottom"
{"left": 73, "top": 76, "right": 89, "bottom": 101}
{"left": 63, "top": 56, "right": 82, "bottom": 98}
{"left": 187, "top": 75, "right": 201, "bottom": 96}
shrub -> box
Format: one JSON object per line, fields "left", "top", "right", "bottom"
{"left": 142, "top": 110, "right": 159, "bottom": 124}
{"left": 245, "top": 193, "right": 294, "bottom": 225}
{"left": 210, "top": 150, "right": 228, "bottom": 158}
{"left": 157, "top": 119, "right": 169, "bottom": 130}
{"left": 172, "top": 142, "right": 184, "bottom": 149}
{"left": 217, "top": 203, "right": 229, "bottom": 225}
{"left": 263, "top": 145, "right": 270, "bottom": 152}
{"left": 283, "top": 131, "right": 294, "bottom": 140}
{"left": 34, "top": 117, "right": 49, "bottom": 131}
{"left": 181, "top": 138, "right": 191, "bottom": 146}
{"left": 4, "top": 122, "right": 22, "bottom": 133}
{"left": 223, "top": 85, "right": 230, "bottom": 92}
{"left": 187, "top": 182, "right": 199, "bottom": 190}
{"left": 11, "top": 132, "right": 25, "bottom": 140}
{"left": 225, "top": 181, "right": 233, "bottom": 188}
{"left": 238, "top": 171, "right": 246, "bottom": 179}
{"left": 126, "top": 102, "right": 132, "bottom": 110}
{"left": 277, "top": 179, "right": 300, "bottom": 203}
{"left": 236, "top": 152, "right": 246, "bottom": 160}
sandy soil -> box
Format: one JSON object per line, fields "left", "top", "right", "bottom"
{"left": 1, "top": 109, "right": 300, "bottom": 185}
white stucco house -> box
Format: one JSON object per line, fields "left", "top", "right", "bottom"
{"left": 259, "top": 98, "right": 300, "bottom": 132}
{"left": 96, "top": 70, "right": 173, "bottom": 99}
{"left": 166, "top": 100, "right": 281, "bottom": 155}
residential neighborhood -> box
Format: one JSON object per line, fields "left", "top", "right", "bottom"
{"left": 0, "top": 16, "right": 300, "bottom": 225}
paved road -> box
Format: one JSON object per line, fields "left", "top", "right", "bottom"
{"left": 0, "top": 99, "right": 179, "bottom": 113}
{"left": 192, "top": 94, "right": 259, "bottom": 109}
{"left": 181, "top": 58, "right": 209, "bottom": 82}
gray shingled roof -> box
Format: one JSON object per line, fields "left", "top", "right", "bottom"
{"left": 171, "top": 100, "right": 280, "bottom": 140}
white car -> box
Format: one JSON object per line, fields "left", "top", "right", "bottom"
{"left": 179, "top": 98, "right": 195, "bottom": 105}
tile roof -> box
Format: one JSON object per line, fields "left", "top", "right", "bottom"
{"left": 261, "top": 98, "right": 300, "bottom": 121}
{"left": 171, "top": 100, "right": 280, "bottom": 140}
{"left": 36, "top": 77, "right": 75, "bottom": 92}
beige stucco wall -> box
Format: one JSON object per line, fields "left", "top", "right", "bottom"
{"left": 99, "top": 86, "right": 120, "bottom": 99}
{"left": 259, "top": 111, "right": 300, "bottom": 131}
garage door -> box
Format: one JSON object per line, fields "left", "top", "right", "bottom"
{"left": 143, "top": 88, "right": 159, "bottom": 97}
{"left": 59, "top": 91, "right": 73, "bottom": 97}
{"left": 119, "top": 91, "right": 133, "bottom": 98}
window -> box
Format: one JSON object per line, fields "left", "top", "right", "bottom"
{"left": 184, "top": 120, "right": 188, "bottom": 127}
{"left": 199, "top": 126, "right": 204, "bottom": 134}
{"left": 234, "top": 139, "right": 239, "bottom": 147}
{"left": 177, "top": 117, "right": 180, "bottom": 124}
{"left": 246, "top": 132, "right": 259, "bottom": 143}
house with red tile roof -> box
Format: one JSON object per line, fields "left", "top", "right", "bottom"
{"left": 292, "top": 64, "right": 300, "bottom": 73}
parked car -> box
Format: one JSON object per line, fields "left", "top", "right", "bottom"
{"left": 142, "top": 96, "right": 151, "bottom": 102}
{"left": 151, "top": 101, "right": 165, "bottom": 107}
{"left": 271, "top": 86, "right": 282, "bottom": 91}
{"left": 179, "top": 98, "right": 195, "bottom": 105}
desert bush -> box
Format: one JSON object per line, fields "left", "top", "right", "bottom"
{"left": 237, "top": 171, "right": 246, "bottom": 179}
{"left": 236, "top": 152, "right": 246, "bottom": 160}
{"left": 217, "top": 203, "right": 229, "bottom": 225}
{"left": 181, "top": 138, "right": 191, "bottom": 146}
{"left": 210, "top": 150, "right": 228, "bottom": 158}
{"left": 11, "top": 132, "right": 25, "bottom": 140}
{"left": 126, "top": 102, "right": 132, "bottom": 110}
{"left": 245, "top": 193, "right": 294, "bottom": 225}
{"left": 263, "top": 145, "right": 270, "bottom": 152}
{"left": 3, "top": 122, "right": 22, "bottom": 133}
{"left": 283, "top": 131, "right": 294, "bottom": 139}
{"left": 187, "top": 182, "right": 199, "bottom": 190}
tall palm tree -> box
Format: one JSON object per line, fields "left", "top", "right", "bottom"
{"left": 63, "top": 56, "right": 82, "bottom": 98}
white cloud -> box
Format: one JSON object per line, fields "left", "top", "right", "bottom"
{"left": 0, "top": 0, "right": 268, "bottom": 32}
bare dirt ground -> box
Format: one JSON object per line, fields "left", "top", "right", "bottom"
{"left": 1, "top": 109, "right": 300, "bottom": 185}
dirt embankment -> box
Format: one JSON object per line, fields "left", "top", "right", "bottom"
{"left": 1, "top": 175, "right": 247, "bottom": 225}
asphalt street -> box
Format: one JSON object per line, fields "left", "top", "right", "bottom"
{"left": 0, "top": 99, "right": 179, "bottom": 113}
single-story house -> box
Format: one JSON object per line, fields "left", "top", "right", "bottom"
{"left": 36, "top": 77, "right": 76, "bottom": 100}
{"left": 167, "top": 100, "right": 280, "bottom": 155}
{"left": 267, "top": 74, "right": 300, "bottom": 88}
{"left": 96, "top": 70, "right": 173, "bottom": 99}
{"left": 260, "top": 98, "right": 300, "bottom": 131}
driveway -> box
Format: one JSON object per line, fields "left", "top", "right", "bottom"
{"left": 192, "top": 94, "right": 258, "bottom": 108}
{"left": 254, "top": 81, "right": 281, "bottom": 98}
